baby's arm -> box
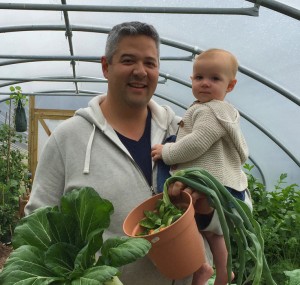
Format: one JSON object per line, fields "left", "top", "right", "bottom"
{"left": 151, "top": 144, "right": 165, "bottom": 161}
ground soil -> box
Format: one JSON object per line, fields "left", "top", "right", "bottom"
{"left": 0, "top": 242, "right": 12, "bottom": 270}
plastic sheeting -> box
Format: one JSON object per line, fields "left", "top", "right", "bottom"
{"left": 0, "top": 0, "right": 299, "bottom": 188}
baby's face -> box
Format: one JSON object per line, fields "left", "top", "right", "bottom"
{"left": 191, "top": 53, "right": 236, "bottom": 103}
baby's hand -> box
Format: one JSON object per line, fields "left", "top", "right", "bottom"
{"left": 151, "top": 144, "right": 163, "bottom": 161}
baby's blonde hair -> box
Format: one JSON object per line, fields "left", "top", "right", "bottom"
{"left": 195, "top": 48, "right": 239, "bottom": 78}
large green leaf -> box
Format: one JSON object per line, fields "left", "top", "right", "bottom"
{"left": 99, "top": 236, "right": 151, "bottom": 267}
{"left": 71, "top": 266, "right": 119, "bottom": 285}
{"left": 45, "top": 242, "right": 80, "bottom": 277}
{"left": 73, "top": 228, "right": 104, "bottom": 271}
{"left": 12, "top": 207, "right": 52, "bottom": 250}
{"left": 284, "top": 269, "right": 300, "bottom": 285}
{"left": 0, "top": 245, "right": 64, "bottom": 285}
{"left": 47, "top": 211, "right": 77, "bottom": 245}
{"left": 60, "top": 187, "right": 114, "bottom": 244}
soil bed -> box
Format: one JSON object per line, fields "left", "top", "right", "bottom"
{"left": 0, "top": 242, "right": 12, "bottom": 270}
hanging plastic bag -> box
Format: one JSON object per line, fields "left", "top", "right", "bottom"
{"left": 15, "top": 100, "right": 27, "bottom": 132}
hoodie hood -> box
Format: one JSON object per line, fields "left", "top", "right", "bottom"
{"left": 75, "top": 94, "right": 178, "bottom": 134}
{"left": 205, "top": 100, "right": 249, "bottom": 163}
{"left": 75, "top": 95, "right": 108, "bottom": 131}
{"left": 74, "top": 94, "right": 180, "bottom": 174}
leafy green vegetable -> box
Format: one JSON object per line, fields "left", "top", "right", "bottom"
{"left": 0, "top": 123, "right": 29, "bottom": 243}
{"left": 284, "top": 269, "right": 300, "bottom": 285}
{"left": 0, "top": 187, "right": 151, "bottom": 285}
{"left": 245, "top": 164, "right": 300, "bottom": 285}
{"left": 138, "top": 193, "right": 185, "bottom": 235}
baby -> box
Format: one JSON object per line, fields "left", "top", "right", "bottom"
{"left": 152, "top": 49, "right": 252, "bottom": 285}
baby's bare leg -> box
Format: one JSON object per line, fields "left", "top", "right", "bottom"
{"left": 192, "top": 263, "right": 214, "bottom": 285}
{"left": 193, "top": 195, "right": 234, "bottom": 284}
{"left": 191, "top": 227, "right": 214, "bottom": 285}
{"left": 203, "top": 232, "right": 234, "bottom": 285}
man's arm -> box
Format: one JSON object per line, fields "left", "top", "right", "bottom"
{"left": 25, "top": 134, "right": 65, "bottom": 215}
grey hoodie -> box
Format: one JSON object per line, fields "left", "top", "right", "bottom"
{"left": 25, "top": 95, "right": 194, "bottom": 285}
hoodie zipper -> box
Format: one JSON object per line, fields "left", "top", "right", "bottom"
{"left": 130, "top": 157, "right": 156, "bottom": 196}
{"left": 132, "top": 158, "right": 155, "bottom": 196}
{"left": 149, "top": 185, "right": 155, "bottom": 196}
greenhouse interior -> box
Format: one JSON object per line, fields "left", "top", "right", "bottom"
{"left": 0, "top": 1, "right": 299, "bottom": 285}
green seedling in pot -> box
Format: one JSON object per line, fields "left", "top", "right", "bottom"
{"left": 138, "top": 195, "right": 185, "bottom": 235}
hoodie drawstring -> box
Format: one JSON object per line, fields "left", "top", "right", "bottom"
{"left": 83, "top": 124, "right": 96, "bottom": 174}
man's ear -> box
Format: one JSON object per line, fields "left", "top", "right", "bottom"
{"left": 227, "top": 79, "right": 237, "bottom": 93}
{"left": 101, "top": 56, "right": 109, "bottom": 78}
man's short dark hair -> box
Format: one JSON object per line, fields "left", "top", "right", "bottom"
{"left": 105, "top": 21, "right": 160, "bottom": 63}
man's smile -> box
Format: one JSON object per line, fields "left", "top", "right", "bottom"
{"left": 128, "top": 82, "right": 147, "bottom": 88}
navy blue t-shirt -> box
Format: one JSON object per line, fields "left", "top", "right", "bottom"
{"left": 116, "top": 110, "right": 152, "bottom": 186}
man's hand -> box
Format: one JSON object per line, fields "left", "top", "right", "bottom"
{"left": 168, "top": 181, "right": 214, "bottom": 214}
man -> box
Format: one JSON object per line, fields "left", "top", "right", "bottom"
{"left": 25, "top": 21, "right": 208, "bottom": 284}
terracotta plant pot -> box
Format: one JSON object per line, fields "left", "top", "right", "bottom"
{"left": 123, "top": 191, "right": 206, "bottom": 280}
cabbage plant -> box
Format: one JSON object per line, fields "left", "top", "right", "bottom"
{"left": 0, "top": 187, "right": 151, "bottom": 285}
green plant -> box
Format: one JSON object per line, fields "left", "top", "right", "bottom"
{"left": 165, "top": 167, "right": 276, "bottom": 285}
{"left": 284, "top": 269, "right": 300, "bottom": 285}
{"left": 244, "top": 164, "right": 300, "bottom": 285}
{"left": 5, "top": 86, "right": 28, "bottom": 107}
{"left": 5, "top": 85, "right": 28, "bottom": 132}
{"left": 138, "top": 191, "right": 185, "bottom": 235}
{"left": 0, "top": 123, "right": 29, "bottom": 242}
{"left": 0, "top": 187, "right": 151, "bottom": 284}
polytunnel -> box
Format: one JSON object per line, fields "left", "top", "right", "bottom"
{"left": 0, "top": 0, "right": 299, "bottom": 190}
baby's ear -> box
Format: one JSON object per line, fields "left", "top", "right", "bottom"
{"left": 227, "top": 79, "right": 237, "bottom": 92}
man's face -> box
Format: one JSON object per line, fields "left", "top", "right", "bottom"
{"left": 102, "top": 35, "right": 159, "bottom": 109}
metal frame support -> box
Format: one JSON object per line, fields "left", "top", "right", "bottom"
{"left": 246, "top": 0, "right": 300, "bottom": 21}
{"left": 0, "top": 3, "right": 259, "bottom": 16}
{"left": 0, "top": 24, "right": 298, "bottom": 106}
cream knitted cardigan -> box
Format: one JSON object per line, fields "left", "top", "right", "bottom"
{"left": 162, "top": 99, "right": 249, "bottom": 191}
